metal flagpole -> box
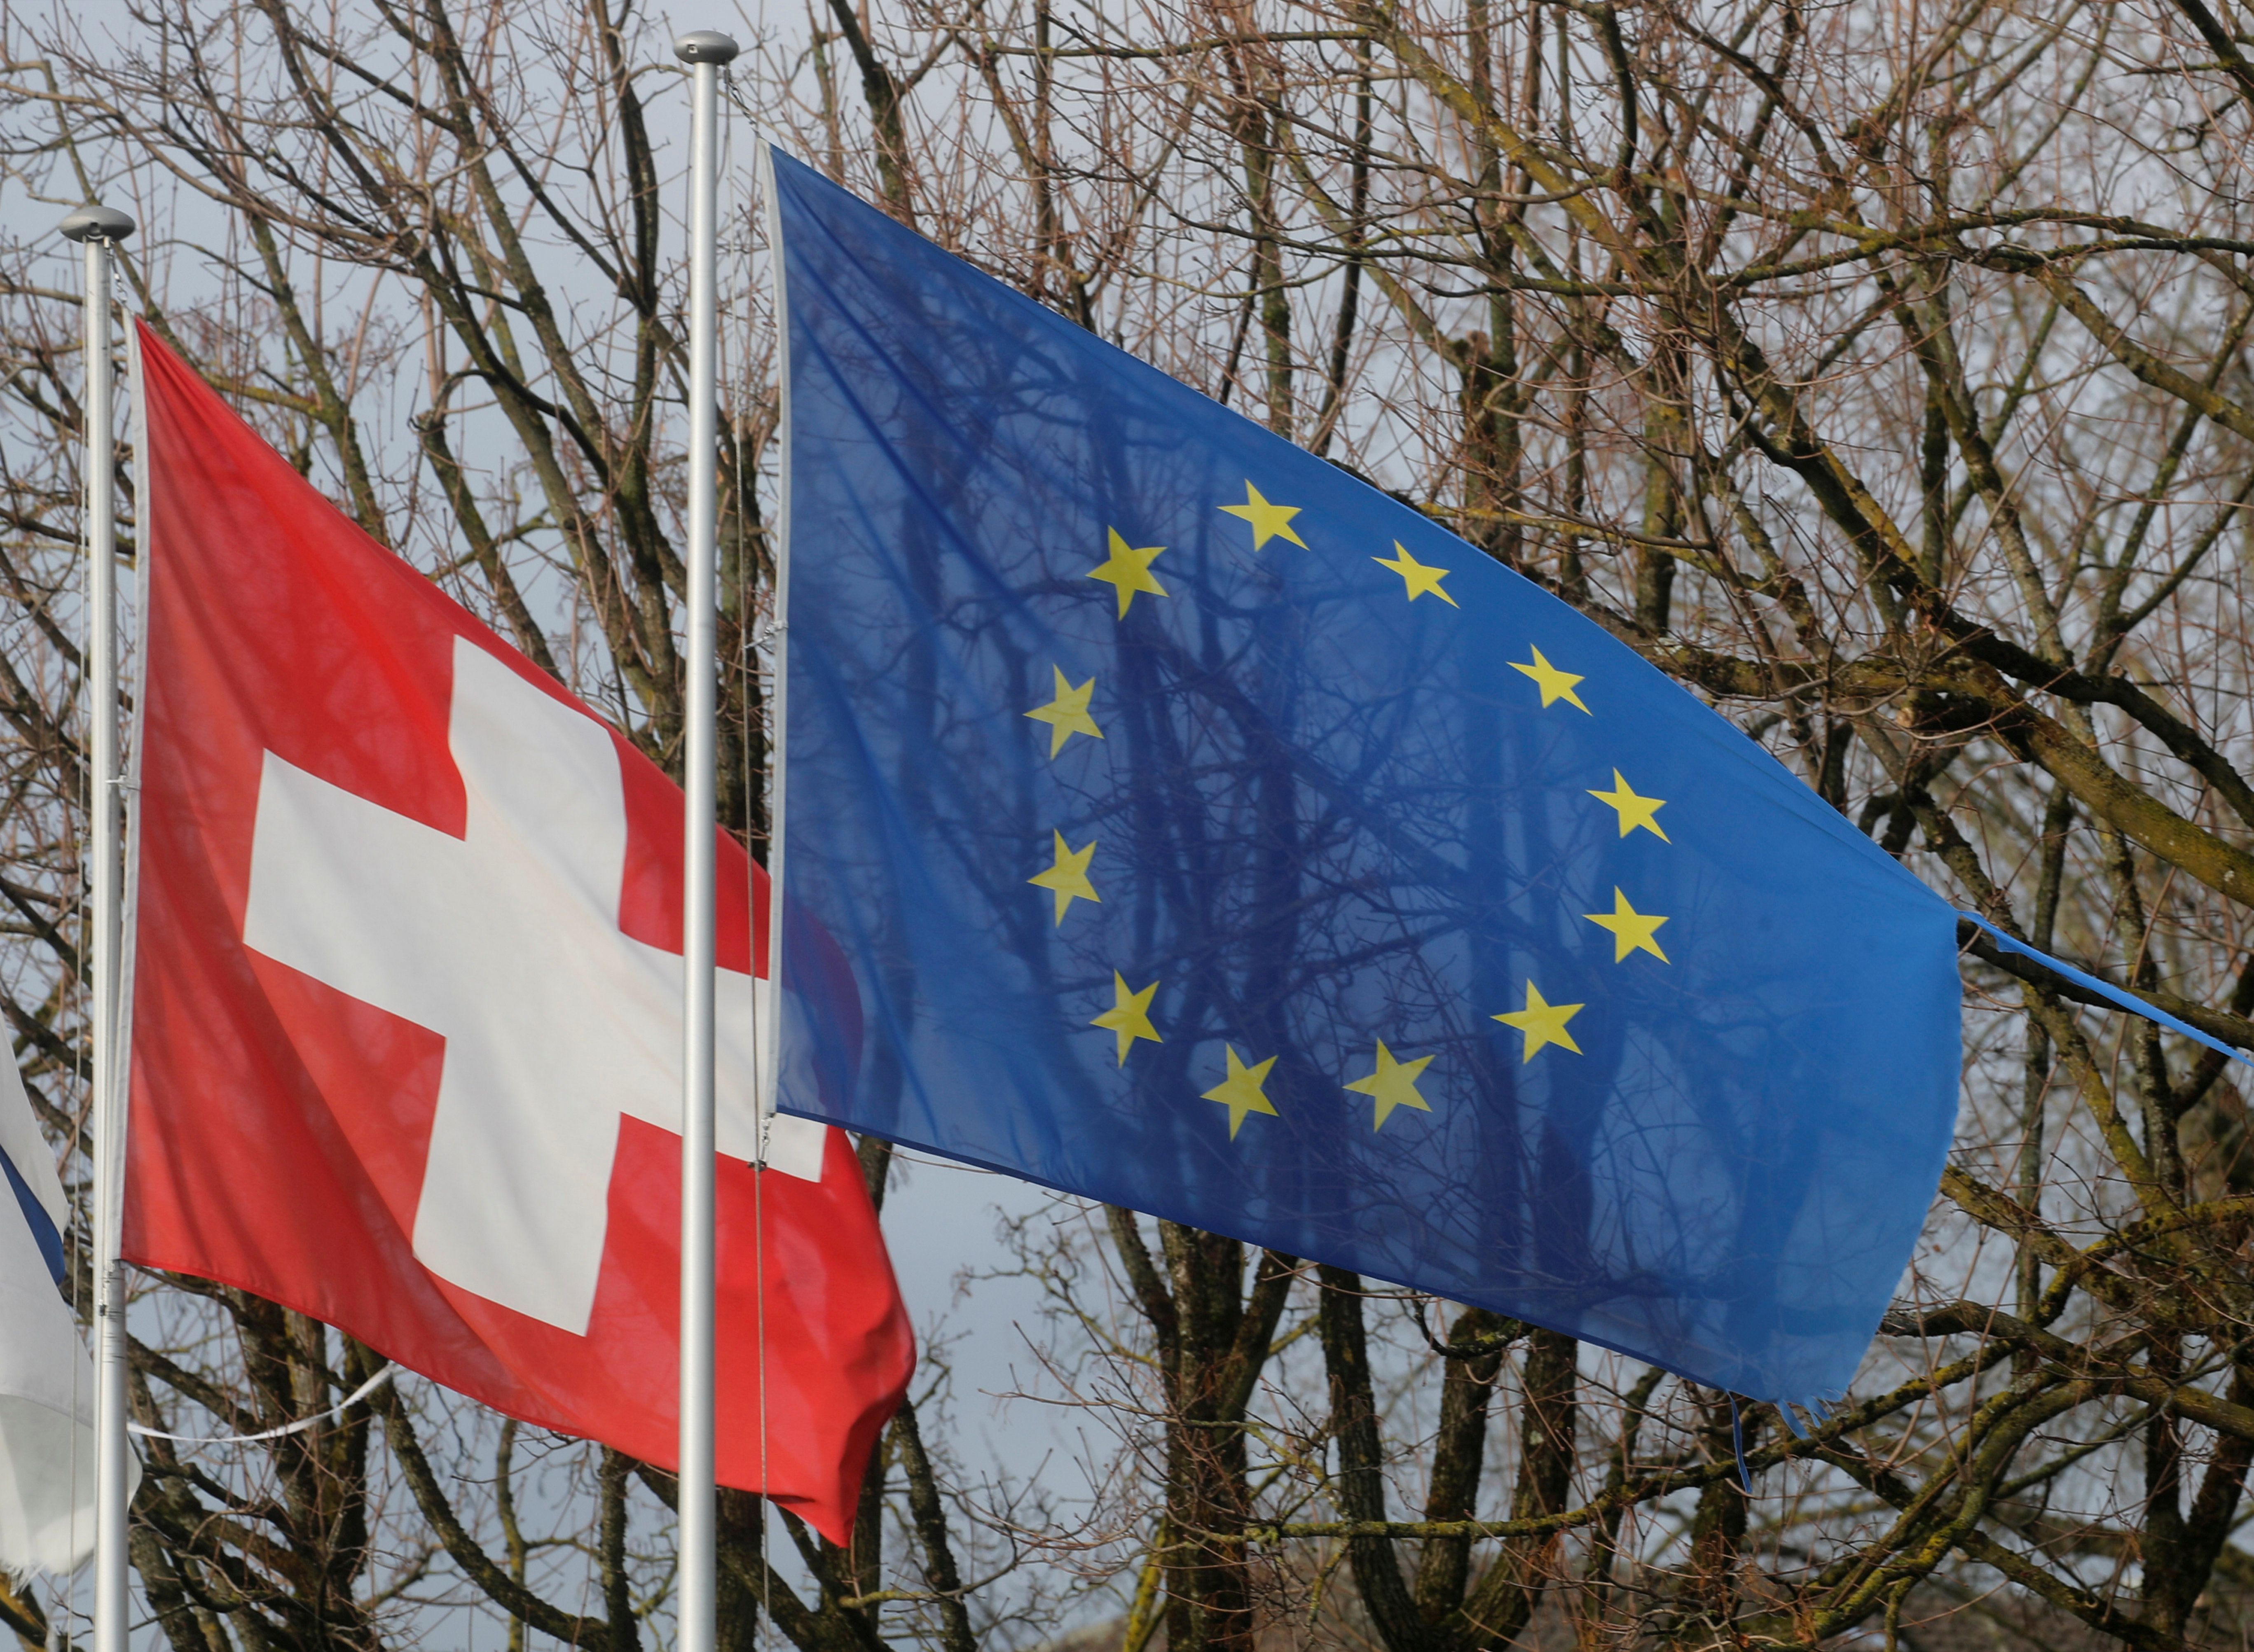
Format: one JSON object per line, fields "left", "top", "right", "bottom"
{"left": 58, "top": 199, "right": 136, "bottom": 1652}
{"left": 674, "top": 30, "right": 737, "bottom": 1652}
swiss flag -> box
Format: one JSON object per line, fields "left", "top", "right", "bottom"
{"left": 122, "top": 323, "right": 912, "bottom": 1541}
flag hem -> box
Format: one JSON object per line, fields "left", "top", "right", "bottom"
{"left": 112, "top": 319, "right": 152, "bottom": 1272}
{"left": 758, "top": 139, "right": 796, "bottom": 1148}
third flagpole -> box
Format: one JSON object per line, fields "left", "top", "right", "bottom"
{"left": 58, "top": 199, "right": 136, "bottom": 1652}
{"left": 675, "top": 29, "right": 736, "bottom": 1652}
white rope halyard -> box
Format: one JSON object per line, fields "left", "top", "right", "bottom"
{"left": 128, "top": 1363, "right": 398, "bottom": 1445}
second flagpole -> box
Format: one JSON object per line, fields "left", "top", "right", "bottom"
{"left": 58, "top": 198, "right": 136, "bottom": 1652}
{"left": 674, "top": 28, "right": 737, "bottom": 1652}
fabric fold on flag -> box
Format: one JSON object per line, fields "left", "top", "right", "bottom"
{"left": 765, "top": 146, "right": 1968, "bottom": 1411}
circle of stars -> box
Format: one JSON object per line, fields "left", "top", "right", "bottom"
{"left": 1016, "top": 479, "right": 1679, "bottom": 1138}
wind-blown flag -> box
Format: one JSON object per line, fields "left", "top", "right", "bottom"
{"left": 124, "top": 325, "right": 912, "bottom": 1540}
{"left": 0, "top": 1057, "right": 119, "bottom": 1574}
{"left": 766, "top": 150, "right": 1965, "bottom": 1413}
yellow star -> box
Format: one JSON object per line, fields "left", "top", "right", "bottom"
{"left": 1510, "top": 647, "right": 1590, "bottom": 713}
{"left": 1587, "top": 770, "right": 1668, "bottom": 840}
{"left": 1374, "top": 543, "right": 1459, "bottom": 608}
{"left": 1028, "top": 830, "right": 1100, "bottom": 925}
{"left": 1493, "top": 982, "right": 1584, "bottom": 1062}
{"left": 1344, "top": 1041, "right": 1435, "bottom": 1130}
{"left": 1202, "top": 1045, "right": 1280, "bottom": 1139}
{"left": 1088, "top": 528, "right": 1169, "bottom": 617}
{"left": 1091, "top": 972, "right": 1163, "bottom": 1066}
{"left": 1583, "top": 888, "right": 1670, "bottom": 963}
{"left": 1219, "top": 482, "right": 1306, "bottom": 550}
{"left": 1025, "top": 666, "right": 1105, "bottom": 758}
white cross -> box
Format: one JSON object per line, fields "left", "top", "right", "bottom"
{"left": 242, "top": 636, "right": 824, "bottom": 1336}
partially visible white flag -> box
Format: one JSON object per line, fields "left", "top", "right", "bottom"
{"left": 0, "top": 1055, "right": 107, "bottom": 1575}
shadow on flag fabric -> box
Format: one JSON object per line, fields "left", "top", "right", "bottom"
{"left": 0, "top": 1056, "right": 125, "bottom": 1574}
{"left": 124, "top": 324, "right": 912, "bottom": 1540}
{"left": 767, "top": 149, "right": 1969, "bottom": 1414}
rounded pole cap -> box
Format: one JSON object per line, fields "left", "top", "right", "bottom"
{"left": 674, "top": 30, "right": 740, "bottom": 63}
{"left": 59, "top": 204, "right": 136, "bottom": 244}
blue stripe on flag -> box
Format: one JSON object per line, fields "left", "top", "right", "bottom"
{"left": 0, "top": 1140, "right": 64, "bottom": 1285}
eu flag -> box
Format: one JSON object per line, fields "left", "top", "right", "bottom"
{"left": 766, "top": 149, "right": 1961, "bottom": 1411}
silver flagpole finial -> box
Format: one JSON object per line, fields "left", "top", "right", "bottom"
{"left": 674, "top": 30, "right": 739, "bottom": 63}
{"left": 59, "top": 204, "right": 136, "bottom": 244}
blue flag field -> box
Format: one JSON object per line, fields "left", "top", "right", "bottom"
{"left": 765, "top": 149, "right": 1967, "bottom": 1411}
